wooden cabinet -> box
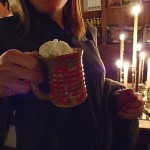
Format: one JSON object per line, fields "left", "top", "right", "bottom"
{"left": 82, "top": 0, "right": 150, "bottom": 44}
{"left": 83, "top": 10, "right": 101, "bottom": 20}
{"left": 99, "top": 0, "right": 150, "bottom": 81}
{"left": 81, "top": 1, "right": 102, "bottom": 43}
{"left": 101, "top": 1, "right": 150, "bottom": 44}
{"left": 83, "top": 10, "right": 102, "bottom": 44}
{"left": 82, "top": 1, "right": 150, "bottom": 80}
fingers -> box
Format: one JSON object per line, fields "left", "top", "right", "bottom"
{"left": 119, "top": 88, "right": 134, "bottom": 95}
{"left": 0, "top": 78, "right": 31, "bottom": 97}
{"left": 0, "top": 49, "right": 44, "bottom": 97}
{"left": 118, "top": 99, "right": 144, "bottom": 120}
{"left": 24, "top": 51, "right": 40, "bottom": 57}
{"left": 0, "top": 86, "right": 19, "bottom": 97}
{"left": 117, "top": 88, "right": 145, "bottom": 120}
{"left": 0, "top": 49, "right": 41, "bottom": 70}
{"left": 118, "top": 106, "right": 144, "bottom": 120}
{"left": 121, "top": 89, "right": 140, "bottom": 101}
{"left": 0, "top": 71, "right": 31, "bottom": 93}
{"left": 125, "top": 99, "right": 144, "bottom": 109}
{"left": 0, "top": 63, "right": 43, "bottom": 83}
{"left": 118, "top": 111, "right": 141, "bottom": 120}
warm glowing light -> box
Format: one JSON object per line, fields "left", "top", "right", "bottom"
{"left": 124, "top": 62, "right": 129, "bottom": 87}
{"left": 136, "top": 43, "right": 142, "bottom": 51}
{"left": 116, "top": 60, "right": 122, "bottom": 68}
{"left": 124, "top": 62, "right": 129, "bottom": 69}
{"left": 120, "top": 33, "right": 125, "bottom": 40}
{"left": 132, "top": 5, "right": 141, "bottom": 68}
{"left": 140, "top": 52, "right": 145, "bottom": 60}
{"left": 132, "top": 4, "right": 141, "bottom": 16}
{"left": 146, "top": 58, "right": 150, "bottom": 87}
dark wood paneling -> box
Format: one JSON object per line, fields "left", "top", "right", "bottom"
{"left": 83, "top": 10, "right": 101, "bottom": 19}
{"left": 106, "top": 3, "right": 150, "bottom": 26}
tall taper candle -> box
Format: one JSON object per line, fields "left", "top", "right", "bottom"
{"left": 116, "top": 60, "right": 122, "bottom": 82}
{"left": 135, "top": 50, "right": 140, "bottom": 91}
{"left": 131, "top": 5, "right": 141, "bottom": 88}
{"left": 119, "top": 34, "right": 125, "bottom": 83}
{"left": 120, "top": 34, "right": 125, "bottom": 67}
{"left": 124, "top": 62, "right": 129, "bottom": 87}
{"left": 146, "top": 58, "right": 150, "bottom": 88}
{"left": 139, "top": 52, "right": 145, "bottom": 84}
{"left": 132, "top": 5, "right": 141, "bottom": 68}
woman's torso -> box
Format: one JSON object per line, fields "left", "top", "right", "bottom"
{"left": 0, "top": 15, "right": 106, "bottom": 150}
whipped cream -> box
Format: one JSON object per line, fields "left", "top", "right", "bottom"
{"left": 39, "top": 39, "right": 74, "bottom": 58}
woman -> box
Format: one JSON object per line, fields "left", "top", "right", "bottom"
{"left": 0, "top": 0, "right": 144, "bottom": 150}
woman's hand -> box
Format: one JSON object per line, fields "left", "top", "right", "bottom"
{"left": 117, "top": 89, "right": 144, "bottom": 120}
{"left": 0, "top": 49, "right": 44, "bottom": 97}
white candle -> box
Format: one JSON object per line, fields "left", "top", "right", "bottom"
{"left": 132, "top": 5, "right": 141, "bottom": 68}
{"left": 136, "top": 43, "right": 142, "bottom": 85}
{"left": 124, "top": 62, "right": 129, "bottom": 87}
{"left": 120, "top": 34, "right": 125, "bottom": 67}
{"left": 119, "top": 34, "right": 125, "bottom": 83}
{"left": 139, "top": 52, "right": 145, "bottom": 84}
{"left": 116, "top": 60, "right": 122, "bottom": 82}
{"left": 135, "top": 44, "right": 141, "bottom": 92}
{"left": 146, "top": 58, "right": 150, "bottom": 88}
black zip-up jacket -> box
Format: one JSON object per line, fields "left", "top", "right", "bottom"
{"left": 0, "top": 15, "right": 138, "bottom": 150}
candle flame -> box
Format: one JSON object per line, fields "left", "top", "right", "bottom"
{"left": 132, "top": 4, "right": 141, "bottom": 15}
{"left": 120, "top": 33, "right": 125, "bottom": 40}
{"left": 116, "top": 60, "right": 122, "bottom": 68}
{"left": 140, "top": 52, "right": 145, "bottom": 60}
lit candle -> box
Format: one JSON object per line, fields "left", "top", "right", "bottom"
{"left": 131, "top": 4, "right": 141, "bottom": 89}
{"left": 119, "top": 34, "right": 125, "bottom": 84}
{"left": 139, "top": 52, "right": 145, "bottom": 84}
{"left": 120, "top": 33, "right": 125, "bottom": 67}
{"left": 116, "top": 60, "right": 122, "bottom": 82}
{"left": 135, "top": 43, "right": 142, "bottom": 92}
{"left": 132, "top": 5, "right": 141, "bottom": 68}
{"left": 124, "top": 62, "right": 129, "bottom": 87}
{"left": 146, "top": 58, "right": 150, "bottom": 88}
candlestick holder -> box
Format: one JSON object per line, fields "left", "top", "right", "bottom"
{"left": 139, "top": 85, "right": 150, "bottom": 120}
{"left": 132, "top": 67, "right": 136, "bottom": 89}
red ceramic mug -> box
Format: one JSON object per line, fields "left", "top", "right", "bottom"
{"left": 31, "top": 48, "right": 87, "bottom": 108}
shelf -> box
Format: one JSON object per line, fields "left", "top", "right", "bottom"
{"left": 82, "top": 0, "right": 150, "bottom": 44}
{"left": 106, "top": 2, "right": 150, "bottom": 9}
{"left": 83, "top": 10, "right": 101, "bottom": 19}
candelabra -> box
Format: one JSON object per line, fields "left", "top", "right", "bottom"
{"left": 139, "top": 85, "right": 150, "bottom": 120}
{"left": 116, "top": 4, "right": 150, "bottom": 120}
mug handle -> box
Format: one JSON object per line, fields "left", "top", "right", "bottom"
{"left": 30, "top": 82, "right": 49, "bottom": 100}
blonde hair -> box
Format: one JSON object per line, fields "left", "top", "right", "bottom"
{"left": 16, "top": 0, "right": 86, "bottom": 39}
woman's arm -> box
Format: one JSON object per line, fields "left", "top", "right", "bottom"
{"left": 105, "top": 78, "right": 144, "bottom": 150}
